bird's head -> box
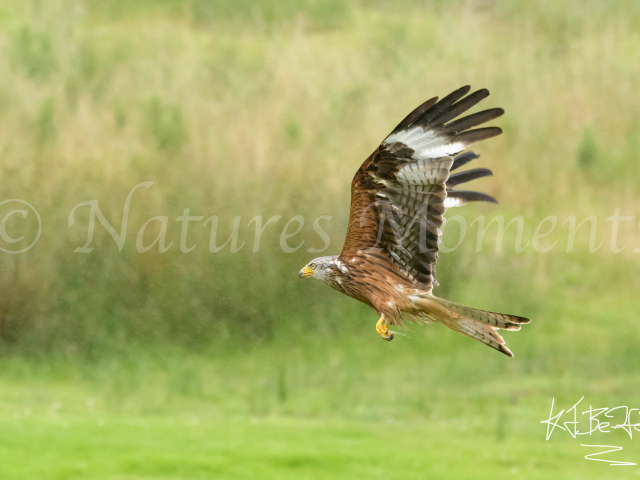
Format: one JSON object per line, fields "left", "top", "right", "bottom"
{"left": 299, "top": 255, "right": 342, "bottom": 281}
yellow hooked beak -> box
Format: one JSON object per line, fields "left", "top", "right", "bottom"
{"left": 299, "top": 266, "right": 314, "bottom": 278}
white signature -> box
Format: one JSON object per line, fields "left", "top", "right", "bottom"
{"left": 542, "top": 397, "right": 640, "bottom": 466}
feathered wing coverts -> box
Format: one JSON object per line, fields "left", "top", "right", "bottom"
{"left": 341, "top": 86, "right": 504, "bottom": 291}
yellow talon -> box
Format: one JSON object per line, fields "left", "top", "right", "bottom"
{"left": 376, "top": 316, "right": 394, "bottom": 341}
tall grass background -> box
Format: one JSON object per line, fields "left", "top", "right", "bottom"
{"left": 0, "top": 0, "right": 640, "bottom": 420}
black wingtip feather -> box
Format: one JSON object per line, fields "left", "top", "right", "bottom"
{"left": 446, "top": 168, "right": 494, "bottom": 187}
{"left": 443, "top": 108, "right": 505, "bottom": 134}
{"left": 417, "top": 86, "right": 473, "bottom": 126}
{"left": 389, "top": 86, "right": 501, "bottom": 138}
{"left": 430, "top": 89, "right": 491, "bottom": 127}
{"left": 451, "top": 151, "right": 480, "bottom": 171}
{"left": 455, "top": 127, "right": 503, "bottom": 146}
{"left": 391, "top": 96, "right": 439, "bottom": 134}
{"left": 447, "top": 190, "right": 499, "bottom": 204}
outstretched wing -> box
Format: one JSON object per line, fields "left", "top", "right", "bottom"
{"left": 341, "top": 86, "right": 503, "bottom": 292}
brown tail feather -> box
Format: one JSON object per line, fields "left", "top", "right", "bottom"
{"left": 429, "top": 296, "right": 531, "bottom": 331}
{"left": 456, "top": 319, "right": 514, "bottom": 357}
{"left": 409, "top": 294, "right": 530, "bottom": 357}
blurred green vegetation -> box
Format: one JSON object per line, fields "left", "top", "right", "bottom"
{"left": 1, "top": 0, "right": 640, "bottom": 477}
{"left": 0, "top": 0, "right": 638, "bottom": 357}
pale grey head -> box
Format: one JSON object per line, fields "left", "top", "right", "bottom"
{"left": 298, "top": 255, "right": 342, "bottom": 281}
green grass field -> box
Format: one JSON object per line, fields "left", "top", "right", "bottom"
{"left": 2, "top": 349, "right": 640, "bottom": 479}
{"left": 1, "top": 0, "right": 640, "bottom": 478}
{"left": 2, "top": 414, "right": 635, "bottom": 480}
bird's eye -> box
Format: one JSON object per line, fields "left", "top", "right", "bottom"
{"left": 310, "top": 263, "right": 316, "bottom": 269}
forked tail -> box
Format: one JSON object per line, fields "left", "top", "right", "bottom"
{"left": 409, "top": 295, "right": 531, "bottom": 357}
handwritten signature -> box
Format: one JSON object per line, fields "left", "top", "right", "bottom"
{"left": 542, "top": 397, "right": 640, "bottom": 466}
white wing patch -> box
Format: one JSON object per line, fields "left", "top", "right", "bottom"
{"left": 386, "top": 126, "right": 466, "bottom": 160}
{"left": 444, "top": 196, "right": 467, "bottom": 208}
{"left": 386, "top": 126, "right": 438, "bottom": 148}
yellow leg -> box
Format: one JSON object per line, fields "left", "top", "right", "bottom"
{"left": 375, "top": 315, "right": 394, "bottom": 341}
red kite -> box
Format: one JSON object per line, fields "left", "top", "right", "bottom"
{"left": 299, "top": 86, "right": 530, "bottom": 356}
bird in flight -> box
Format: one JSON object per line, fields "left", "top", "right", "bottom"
{"left": 299, "top": 86, "right": 530, "bottom": 356}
